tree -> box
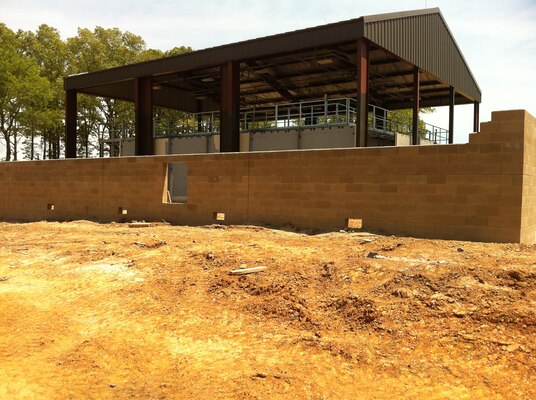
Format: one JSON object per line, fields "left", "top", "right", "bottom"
{"left": 65, "top": 28, "right": 192, "bottom": 157}
{"left": 66, "top": 27, "right": 150, "bottom": 157}
{"left": 18, "top": 24, "right": 67, "bottom": 159}
{"left": 0, "top": 24, "right": 51, "bottom": 161}
{"left": 0, "top": 23, "right": 195, "bottom": 160}
{"left": 385, "top": 107, "right": 435, "bottom": 138}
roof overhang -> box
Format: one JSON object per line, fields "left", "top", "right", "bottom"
{"left": 64, "top": 8, "right": 480, "bottom": 112}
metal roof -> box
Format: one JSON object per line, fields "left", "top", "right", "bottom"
{"left": 65, "top": 8, "right": 480, "bottom": 111}
{"left": 363, "top": 8, "right": 481, "bottom": 103}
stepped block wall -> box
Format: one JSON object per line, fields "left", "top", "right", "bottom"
{"left": 0, "top": 110, "right": 534, "bottom": 243}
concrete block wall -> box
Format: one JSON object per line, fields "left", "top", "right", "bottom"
{"left": 520, "top": 112, "right": 536, "bottom": 243}
{"left": 0, "top": 110, "right": 534, "bottom": 243}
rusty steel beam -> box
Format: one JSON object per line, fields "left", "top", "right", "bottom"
{"left": 370, "top": 68, "right": 415, "bottom": 80}
{"left": 412, "top": 67, "right": 420, "bottom": 145}
{"left": 374, "top": 80, "right": 443, "bottom": 92}
{"left": 356, "top": 38, "right": 369, "bottom": 147}
{"left": 448, "top": 86, "right": 455, "bottom": 144}
{"left": 385, "top": 93, "right": 474, "bottom": 110}
{"left": 473, "top": 101, "right": 480, "bottom": 133}
{"left": 369, "top": 57, "right": 403, "bottom": 66}
{"left": 135, "top": 76, "right": 154, "bottom": 156}
{"left": 65, "top": 89, "right": 77, "bottom": 158}
{"left": 220, "top": 61, "right": 240, "bottom": 152}
{"left": 245, "top": 61, "right": 297, "bottom": 101}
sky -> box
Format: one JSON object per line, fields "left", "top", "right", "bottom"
{"left": 1, "top": 0, "right": 535, "bottom": 145}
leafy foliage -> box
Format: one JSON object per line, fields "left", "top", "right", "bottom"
{"left": 0, "top": 24, "right": 52, "bottom": 160}
{"left": 0, "top": 23, "right": 192, "bottom": 160}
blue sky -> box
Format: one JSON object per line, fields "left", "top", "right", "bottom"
{"left": 1, "top": 0, "right": 535, "bottom": 144}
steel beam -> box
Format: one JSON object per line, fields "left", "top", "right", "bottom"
{"left": 65, "top": 90, "right": 77, "bottom": 158}
{"left": 448, "top": 87, "right": 455, "bottom": 143}
{"left": 412, "top": 67, "right": 420, "bottom": 145}
{"left": 473, "top": 101, "right": 480, "bottom": 133}
{"left": 356, "top": 38, "right": 369, "bottom": 147}
{"left": 135, "top": 76, "right": 154, "bottom": 156}
{"left": 220, "top": 61, "right": 240, "bottom": 152}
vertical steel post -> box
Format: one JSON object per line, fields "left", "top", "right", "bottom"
{"left": 135, "top": 76, "right": 154, "bottom": 155}
{"left": 412, "top": 67, "right": 420, "bottom": 146}
{"left": 473, "top": 101, "right": 480, "bottom": 133}
{"left": 448, "top": 87, "right": 455, "bottom": 144}
{"left": 220, "top": 61, "right": 240, "bottom": 152}
{"left": 356, "top": 38, "right": 369, "bottom": 147}
{"left": 287, "top": 108, "right": 290, "bottom": 127}
{"left": 65, "top": 89, "right": 77, "bottom": 158}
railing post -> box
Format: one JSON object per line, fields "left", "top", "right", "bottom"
{"left": 323, "top": 94, "right": 328, "bottom": 126}
{"left": 287, "top": 108, "right": 290, "bottom": 127}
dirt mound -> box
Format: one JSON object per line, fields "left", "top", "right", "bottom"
{"left": 0, "top": 221, "right": 535, "bottom": 399}
{"left": 325, "top": 294, "right": 378, "bottom": 330}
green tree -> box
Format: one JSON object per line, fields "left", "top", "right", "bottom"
{"left": 18, "top": 24, "right": 67, "bottom": 159}
{"left": 67, "top": 27, "right": 149, "bottom": 157}
{"left": 66, "top": 28, "right": 192, "bottom": 157}
{"left": 0, "top": 24, "right": 51, "bottom": 161}
{"left": 386, "top": 108, "right": 435, "bottom": 135}
{"left": 1, "top": 23, "right": 192, "bottom": 160}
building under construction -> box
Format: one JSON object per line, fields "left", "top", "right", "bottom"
{"left": 63, "top": 8, "right": 480, "bottom": 157}
{"left": 0, "top": 8, "right": 534, "bottom": 244}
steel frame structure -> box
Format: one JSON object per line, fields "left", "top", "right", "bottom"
{"left": 64, "top": 8, "right": 481, "bottom": 157}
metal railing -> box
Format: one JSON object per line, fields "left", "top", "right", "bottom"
{"left": 368, "top": 104, "right": 448, "bottom": 144}
{"left": 153, "top": 111, "right": 219, "bottom": 137}
{"left": 241, "top": 97, "right": 357, "bottom": 131}
{"left": 104, "top": 97, "right": 449, "bottom": 144}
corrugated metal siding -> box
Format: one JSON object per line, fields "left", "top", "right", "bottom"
{"left": 365, "top": 13, "right": 481, "bottom": 102}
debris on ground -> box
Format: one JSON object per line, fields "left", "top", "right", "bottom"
{"left": 128, "top": 221, "right": 152, "bottom": 228}
{"left": 229, "top": 266, "right": 268, "bottom": 275}
{"left": 0, "top": 221, "right": 534, "bottom": 399}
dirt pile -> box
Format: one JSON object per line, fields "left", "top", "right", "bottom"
{"left": 0, "top": 221, "right": 534, "bottom": 399}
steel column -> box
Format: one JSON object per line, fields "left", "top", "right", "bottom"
{"left": 412, "top": 67, "right": 420, "bottom": 145}
{"left": 220, "top": 61, "right": 240, "bottom": 152}
{"left": 65, "top": 89, "right": 77, "bottom": 158}
{"left": 448, "top": 87, "right": 455, "bottom": 144}
{"left": 135, "top": 76, "right": 154, "bottom": 156}
{"left": 473, "top": 101, "right": 480, "bottom": 133}
{"left": 356, "top": 38, "right": 369, "bottom": 147}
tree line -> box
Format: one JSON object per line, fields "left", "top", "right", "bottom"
{"left": 0, "top": 23, "right": 190, "bottom": 161}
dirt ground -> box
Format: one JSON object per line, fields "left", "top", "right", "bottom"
{"left": 0, "top": 221, "right": 534, "bottom": 399}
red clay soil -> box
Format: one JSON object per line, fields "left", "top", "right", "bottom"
{"left": 0, "top": 221, "right": 534, "bottom": 399}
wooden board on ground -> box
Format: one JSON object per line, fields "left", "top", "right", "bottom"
{"left": 229, "top": 266, "right": 267, "bottom": 275}
{"left": 129, "top": 222, "right": 152, "bottom": 228}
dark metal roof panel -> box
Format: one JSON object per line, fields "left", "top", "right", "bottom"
{"left": 364, "top": 9, "right": 481, "bottom": 102}
{"left": 65, "top": 19, "right": 364, "bottom": 90}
